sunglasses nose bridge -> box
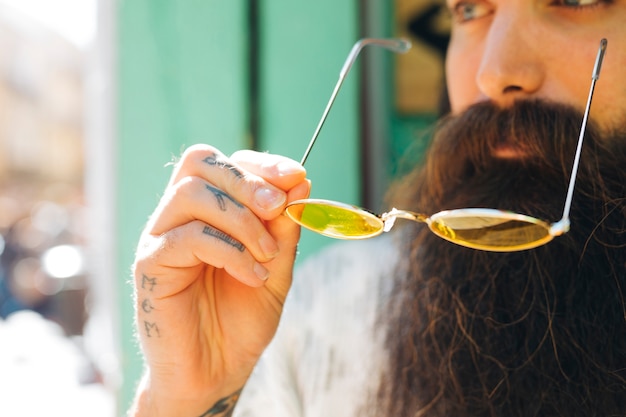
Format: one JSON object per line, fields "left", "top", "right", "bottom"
{"left": 381, "top": 208, "right": 429, "bottom": 232}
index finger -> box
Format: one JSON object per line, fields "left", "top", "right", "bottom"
{"left": 170, "top": 145, "right": 305, "bottom": 220}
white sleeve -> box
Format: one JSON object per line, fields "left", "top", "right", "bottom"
{"left": 234, "top": 235, "right": 399, "bottom": 417}
{"left": 234, "top": 288, "right": 305, "bottom": 417}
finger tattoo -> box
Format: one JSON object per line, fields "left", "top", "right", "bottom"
{"left": 203, "top": 153, "right": 243, "bottom": 179}
{"left": 203, "top": 226, "right": 245, "bottom": 252}
{"left": 205, "top": 184, "right": 243, "bottom": 211}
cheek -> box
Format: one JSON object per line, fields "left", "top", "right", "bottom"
{"left": 445, "top": 40, "right": 482, "bottom": 114}
{"left": 595, "top": 51, "right": 626, "bottom": 130}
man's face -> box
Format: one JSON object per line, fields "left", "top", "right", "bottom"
{"left": 445, "top": 0, "right": 626, "bottom": 133}
{"left": 375, "top": 4, "right": 626, "bottom": 415}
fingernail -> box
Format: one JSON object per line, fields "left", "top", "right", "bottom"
{"left": 259, "top": 234, "right": 279, "bottom": 259}
{"left": 254, "top": 263, "right": 270, "bottom": 281}
{"left": 255, "top": 187, "right": 286, "bottom": 211}
{"left": 277, "top": 160, "right": 304, "bottom": 177}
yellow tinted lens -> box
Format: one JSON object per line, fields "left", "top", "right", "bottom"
{"left": 285, "top": 201, "right": 383, "bottom": 239}
{"left": 429, "top": 212, "right": 553, "bottom": 252}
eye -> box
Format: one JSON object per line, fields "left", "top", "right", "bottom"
{"left": 553, "top": 0, "right": 604, "bottom": 8}
{"left": 563, "top": 0, "right": 597, "bottom": 4}
{"left": 451, "top": 1, "right": 493, "bottom": 23}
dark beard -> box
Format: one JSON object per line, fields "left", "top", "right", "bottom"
{"left": 377, "top": 100, "right": 626, "bottom": 417}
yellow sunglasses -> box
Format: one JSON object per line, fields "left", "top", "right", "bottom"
{"left": 285, "top": 38, "right": 607, "bottom": 252}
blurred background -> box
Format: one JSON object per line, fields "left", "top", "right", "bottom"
{"left": 0, "top": 0, "right": 448, "bottom": 415}
{"left": 0, "top": 0, "right": 114, "bottom": 415}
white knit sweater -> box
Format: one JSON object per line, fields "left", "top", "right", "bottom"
{"left": 236, "top": 234, "right": 400, "bottom": 417}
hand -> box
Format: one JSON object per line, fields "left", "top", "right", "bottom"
{"left": 130, "top": 145, "right": 310, "bottom": 416}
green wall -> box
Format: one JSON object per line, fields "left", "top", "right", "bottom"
{"left": 257, "top": 2, "right": 360, "bottom": 255}
{"left": 117, "top": 0, "right": 358, "bottom": 412}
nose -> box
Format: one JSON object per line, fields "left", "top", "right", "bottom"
{"left": 476, "top": 13, "right": 545, "bottom": 106}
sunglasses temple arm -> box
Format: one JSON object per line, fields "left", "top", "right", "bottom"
{"left": 300, "top": 38, "right": 411, "bottom": 166}
{"left": 299, "top": 67, "right": 345, "bottom": 166}
{"left": 552, "top": 38, "right": 607, "bottom": 236}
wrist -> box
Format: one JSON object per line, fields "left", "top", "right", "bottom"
{"left": 129, "top": 373, "right": 245, "bottom": 417}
